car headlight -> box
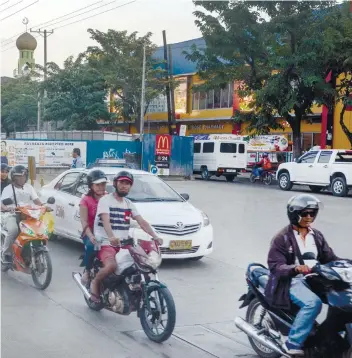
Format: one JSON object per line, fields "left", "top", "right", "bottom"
{"left": 201, "top": 211, "right": 210, "bottom": 226}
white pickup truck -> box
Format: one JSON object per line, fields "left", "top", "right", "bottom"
{"left": 277, "top": 149, "right": 352, "bottom": 197}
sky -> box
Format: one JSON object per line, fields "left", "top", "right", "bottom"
{"left": 0, "top": 0, "right": 202, "bottom": 77}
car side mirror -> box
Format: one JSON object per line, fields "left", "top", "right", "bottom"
{"left": 302, "top": 252, "right": 316, "bottom": 260}
{"left": 47, "top": 197, "right": 55, "bottom": 205}
{"left": 180, "top": 193, "right": 189, "bottom": 201}
{"left": 2, "top": 198, "right": 13, "bottom": 206}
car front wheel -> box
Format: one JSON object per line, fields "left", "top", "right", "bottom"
{"left": 278, "top": 172, "right": 293, "bottom": 191}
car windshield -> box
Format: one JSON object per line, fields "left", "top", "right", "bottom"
{"left": 106, "top": 174, "right": 183, "bottom": 202}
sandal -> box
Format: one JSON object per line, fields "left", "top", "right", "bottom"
{"left": 89, "top": 292, "right": 102, "bottom": 303}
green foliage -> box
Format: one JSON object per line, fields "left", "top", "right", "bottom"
{"left": 37, "top": 55, "right": 111, "bottom": 130}
{"left": 1, "top": 76, "right": 39, "bottom": 134}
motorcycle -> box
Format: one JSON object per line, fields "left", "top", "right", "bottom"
{"left": 1, "top": 197, "right": 56, "bottom": 290}
{"left": 250, "top": 165, "right": 276, "bottom": 186}
{"left": 72, "top": 227, "right": 176, "bottom": 343}
{"left": 234, "top": 253, "right": 352, "bottom": 358}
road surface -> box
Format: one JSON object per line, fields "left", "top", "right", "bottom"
{"left": 2, "top": 177, "right": 351, "bottom": 358}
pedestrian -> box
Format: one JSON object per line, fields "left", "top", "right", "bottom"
{"left": 0, "top": 163, "right": 10, "bottom": 194}
{"left": 72, "top": 148, "right": 84, "bottom": 168}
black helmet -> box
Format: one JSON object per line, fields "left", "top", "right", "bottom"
{"left": 262, "top": 153, "right": 269, "bottom": 158}
{"left": 10, "top": 165, "right": 28, "bottom": 181}
{"left": 287, "top": 194, "right": 322, "bottom": 226}
{"left": 1, "top": 163, "right": 10, "bottom": 172}
{"left": 113, "top": 171, "right": 134, "bottom": 187}
{"left": 87, "top": 170, "right": 108, "bottom": 189}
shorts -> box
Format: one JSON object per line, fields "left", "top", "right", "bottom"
{"left": 98, "top": 245, "right": 120, "bottom": 264}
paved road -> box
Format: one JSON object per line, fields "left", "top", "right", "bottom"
{"left": 2, "top": 178, "right": 352, "bottom": 358}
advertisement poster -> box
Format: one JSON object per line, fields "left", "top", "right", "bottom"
{"left": 154, "top": 134, "right": 172, "bottom": 176}
{"left": 174, "top": 77, "right": 187, "bottom": 114}
{"left": 1, "top": 140, "right": 87, "bottom": 168}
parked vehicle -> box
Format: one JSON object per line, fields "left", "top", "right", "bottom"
{"left": 39, "top": 168, "right": 213, "bottom": 260}
{"left": 234, "top": 256, "right": 352, "bottom": 358}
{"left": 277, "top": 150, "right": 352, "bottom": 197}
{"left": 192, "top": 134, "right": 248, "bottom": 181}
{"left": 1, "top": 197, "right": 55, "bottom": 290}
{"left": 73, "top": 228, "right": 176, "bottom": 343}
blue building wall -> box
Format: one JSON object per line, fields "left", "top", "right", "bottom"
{"left": 142, "top": 134, "right": 194, "bottom": 176}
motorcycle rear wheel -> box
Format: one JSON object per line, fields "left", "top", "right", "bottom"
{"left": 246, "top": 298, "right": 281, "bottom": 358}
{"left": 140, "top": 287, "right": 176, "bottom": 343}
{"left": 31, "top": 251, "right": 52, "bottom": 290}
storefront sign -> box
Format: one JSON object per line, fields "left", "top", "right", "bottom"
{"left": 189, "top": 124, "right": 225, "bottom": 132}
{"left": 155, "top": 134, "right": 172, "bottom": 176}
{"left": 1, "top": 140, "right": 87, "bottom": 167}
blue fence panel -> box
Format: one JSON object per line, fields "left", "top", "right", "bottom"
{"left": 86, "top": 140, "right": 142, "bottom": 169}
{"left": 142, "top": 134, "right": 194, "bottom": 176}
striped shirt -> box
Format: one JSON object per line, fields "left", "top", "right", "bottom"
{"left": 94, "top": 193, "right": 139, "bottom": 246}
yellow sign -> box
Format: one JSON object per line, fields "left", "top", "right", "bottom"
{"left": 169, "top": 240, "right": 192, "bottom": 250}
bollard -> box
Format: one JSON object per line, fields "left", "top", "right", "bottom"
{"left": 28, "top": 156, "right": 36, "bottom": 186}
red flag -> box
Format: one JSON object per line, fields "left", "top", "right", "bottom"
{"left": 325, "top": 70, "right": 332, "bottom": 83}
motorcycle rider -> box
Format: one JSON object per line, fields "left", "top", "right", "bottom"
{"left": 265, "top": 194, "right": 340, "bottom": 356}
{"left": 90, "top": 171, "right": 162, "bottom": 302}
{"left": 1, "top": 163, "right": 10, "bottom": 194}
{"left": 252, "top": 153, "right": 272, "bottom": 178}
{"left": 79, "top": 169, "right": 108, "bottom": 284}
{"left": 1, "top": 165, "right": 45, "bottom": 263}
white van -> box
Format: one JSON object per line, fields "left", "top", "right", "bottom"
{"left": 192, "top": 134, "right": 248, "bottom": 181}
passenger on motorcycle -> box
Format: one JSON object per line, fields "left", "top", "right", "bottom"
{"left": 1, "top": 163, "right": 10, "bottom": 194}
{"left": 79, "top": 169, "right": 108, "bottom": 284}
{"left": 90, "top": 171, "right": 162, "bottom": 302}
{"left": 252, "top": 153, "right": 272, "bottom": 179}
{"left": 0, "top": 165, "right": 45, "bottom": 264}
{"left": 265, "top": 194, "right": 340, "bottom": 356}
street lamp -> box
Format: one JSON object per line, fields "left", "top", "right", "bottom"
{"left": 20, "top": 92, "right": 41, "bottom": 131}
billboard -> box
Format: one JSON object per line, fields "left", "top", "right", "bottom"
{"left": 154, "top": 134, "right": 172, "bottom": 176}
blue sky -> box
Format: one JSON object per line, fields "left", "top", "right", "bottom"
{"left": 0, "top": 0, "right": 202, "bottom": 76}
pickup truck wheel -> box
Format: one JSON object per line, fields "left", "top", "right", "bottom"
{"left": 331, "top": 177, "right": 348, "bottom": 197}
{"left": 309, "top": 186, "right": 324, "bottom": 193}
{"left": 278, "top": 172, "right": 293, "bottom": 191}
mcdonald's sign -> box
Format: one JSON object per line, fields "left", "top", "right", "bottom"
{"left": 155, "top": 134, "right": 172, "bottom": 156}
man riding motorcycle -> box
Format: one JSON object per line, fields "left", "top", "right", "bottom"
{"left": 252, "top": 153, "right": 272, "bottom": 179}
{"left": 90, "top": 171, "right": 162, "bottom": 302}
{"left": 264, "top": 194, "right": 341, "bottom": 356}
{"left": 1, "top": 165, "right": 46, "bottom": 264}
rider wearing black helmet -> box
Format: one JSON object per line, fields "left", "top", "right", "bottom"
{"left": 79, "top": 169, "right": 108, "bottom": 284}
{"left": 1, "top": 163, "right": 10, "bottom": 194}
{"left": 89, "top": 170, "right": 162, "bottom": 302}
{"left": 265, "top": 194, "right": 340, "bottom": 356}
{"left": 1, "top": 165, "right": 44, "bottom": 263}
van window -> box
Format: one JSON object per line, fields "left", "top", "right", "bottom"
{"left": 194, "top": 142, "right": 201, "bottom": 153}
{"left": 238, "top": 144, "right": 245, "bottom": 154}
{"left": 220, "top": 143, "right": 237, "bottom": 153}
{"left": 203, "top": 142, "right": 214, "bottom": 153}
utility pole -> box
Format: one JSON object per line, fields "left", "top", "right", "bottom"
{"left": 37, "top": 91, "right": 41, "bottom": 131}
{"left": 168, "top": 44, "right": 176, "bottom": 130}
{"left": 162, "top": 30, "right": 173, "bottom": 135}
{"left": 139, "top": 44, "right": 146, "bottom": 138}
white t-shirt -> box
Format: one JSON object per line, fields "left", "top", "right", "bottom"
{"left": 1, "top": 183, "right": 39, "bottom": 209}
{"left": 94, "top": 193, "right": 140, "bottom": 246}
{"left": 294, "top": 228, "right": 318, "bottom": 269}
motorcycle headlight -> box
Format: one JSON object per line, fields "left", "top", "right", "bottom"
{"left": 145, "top": 251, "right": 162, "bottom": 270}
{"left": 201, "top": 211, "right": 210, "bottom": 226}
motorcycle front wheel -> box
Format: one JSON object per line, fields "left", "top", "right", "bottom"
{"left": 140, "top": 286, "right": 176, "bottom": 343}
{"left": 31, "top": 251, "right": 52, "bottom": 290}
{"left": 263, "top": 173, "right": 273, "bottom": 186}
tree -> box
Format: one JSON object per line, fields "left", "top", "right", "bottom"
{"left": 1, "top": 76, "right": 39, "bottom": 134}
{"left": 86, "top": 29, "right": 165, "bottom": 131}
{"left": 187, "top": 0, "right": 341, "bottom": 157}
{"left": 37, "top": 55, "right": 111, "bottom": 130}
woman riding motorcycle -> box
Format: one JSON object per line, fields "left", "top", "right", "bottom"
{"left": 79, "top": 170, "right": 108, "bottom": 284}
{"left": 264, "top": 194, "right": 342, "bottom": 356}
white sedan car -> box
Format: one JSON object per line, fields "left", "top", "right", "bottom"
{"left": 39, "top": 167, "right": 213, "bottom": 260}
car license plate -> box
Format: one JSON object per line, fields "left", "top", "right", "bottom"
{"left": 169, "top": 240, "right": 192, "bottom": 250}
{"left": 226, "top": 169, "right": 237, "bottom": 173}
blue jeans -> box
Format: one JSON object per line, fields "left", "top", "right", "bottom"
{"left": 288, "top": 278, "right": 323, "bottom": 347}
{"left": 253, "top": 167, "right": 263, "bottom": 177}
{"left": 83, "top": 236, "right": 95, "bottom": 270}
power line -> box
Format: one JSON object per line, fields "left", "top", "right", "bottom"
{"left": 1, "top": 0, "right": 103, "bottom": 45}
{"left": 0, "top": 0, "right": 39, "bottom": 21}
{"left": 0, "top": 0, "right": 23, "bottom": 14}
{"left": 0, "top": 0, "right": 10, "bottom": 6}
{"left": 51, "top": 0, "right": 136, "bottom": 31}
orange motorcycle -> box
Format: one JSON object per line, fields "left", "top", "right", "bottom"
{"left": 1, "top": 197, "right": 55, "bottom": 290}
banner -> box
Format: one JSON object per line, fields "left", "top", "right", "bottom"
{"left": 155, "top": 134, "right": 172, "bottom": 175}
{"left": 1, "top": 140, "right": 87, "bottom": 168}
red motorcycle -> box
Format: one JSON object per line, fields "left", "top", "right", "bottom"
{"left": 73, "top": 231, "right": 176, "bottom": 343}
{"left": 250, "top": 165, "right": 276, "bottom": 186}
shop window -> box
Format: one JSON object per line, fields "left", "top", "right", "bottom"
{"left": 220, "top": 143, "right": 236, "bottom": 153}
{"left": 302, "top": 133, "right": 313, "bottom": 151}
{"left": 203, "top": 142, "right": 214, "bottom": 153}
{"left": 318, "top": 151, "right": 332, "bottom": 163}
{"left": 194, "top": 142, "right": 201, "bottom": 153}
{"left": 192, "top": 83, "right": 234, "bottom": 110}
{"left": 192, "top": 93, "right": 199, "bottom": 110}
{"left": 220, "top": 84, "right": 229, "bottom": 108}
{"left": 207, "top": 90, "right": 214, "bottom": 109}
{"left": 312, "top": 133, "right": 321, "bottom": 147}
{"left": 199, "top": 92, "right": 207, "bottom": 110}
{"left": 214, "top": 88, "right": 221, "bottom": 108}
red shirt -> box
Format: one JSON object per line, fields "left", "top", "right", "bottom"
{"left": 258, "top": 157, "right": 272, "bottom": 170}
{"left": 80, "top": 195, "right": 99, "bottom": 230}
